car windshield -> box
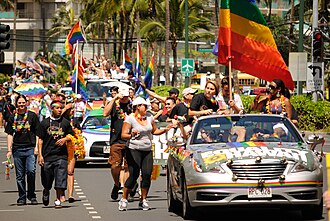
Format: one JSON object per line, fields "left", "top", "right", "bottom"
{"left": 86, "top": 80, "right": 113, "bottom": 100}
{"left": 82, "top": 116, "right": 110, "bottom": 129}
{"left": 191, "top": 115, "right": 302, "bottom": 144}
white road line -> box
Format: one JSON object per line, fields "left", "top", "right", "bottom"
{"left": 88, "top": 211, "right": 98, "bottom": 214}
{"left": 83, "top": 203, "right": 91, "bottom": 206}
{"left": 81, "top": 199, "right": 89, "bottom": 203}
{"left": 75, "top": 189, "right": 82, "bottom": 191}
{"left": 78, "top": 195, "right": 86, "bottom": 199}
{"left": 76, "top": 192, "right": 84, "bottom": 195}
{"left": 74, "top": 185, "right": 80, "bottom": 188}
{"left": 92, "top": 216, "right": 101, "bottom": 219}
{"left": 86, "top": 207, "right": 94, "bottom": 210}
{"left": 0, "top": 209, "right": 24, "bottom": 212}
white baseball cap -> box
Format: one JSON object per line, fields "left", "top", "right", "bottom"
{"left": 182, "top": 88, "right": 198, "bottom": 97}
{"left": 76, "top": 94, "right": 82, "bottom": 99}
{"left": 118, "top": 88, "right": 129, "bottom": 97}
{"left": 119, "top": 65, "right": 126, "bottom": 70}
{"left": 132, "top": 97, "right": 150, "bottom": 106}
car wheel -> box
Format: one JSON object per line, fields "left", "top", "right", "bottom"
{"left": 301, "top": 199, "right": 323, "bottom": 220}
{"left": 167, "top": 171, "right": 181, "bottom": 213}
{"left": 182, "top": 178, "right": 195, "bottom": 220}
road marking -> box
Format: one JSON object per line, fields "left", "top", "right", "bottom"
{"left": 76, "top": 192, "right": 84, "bottom": 195}
{"left": 75, "top": 188, "right": 82, "bottom": 191}
{"left": 92, "top": 216, "right": 101, "bottom": 219}
{"left": 89, "top": 211, "right": 98, "bottom": 214}
{"left": 86, "top": 207, "right": 94, "bottom": 210}
{"left": 0, "top": 209, "right": 24, "bottom": 212}
{"left": 78, "top": 195, "right": 86, "bottom": 199}
{"left": 83, "top": 203, "right": 91, "bottom": 206}
{"left": 74, "top": 185, "right": 80, "bottom": 188}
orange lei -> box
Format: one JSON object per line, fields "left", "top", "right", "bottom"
{"left": 265, "top": 95, "right": 286, "bottom": 114}
{"left": 67, "top": 128, "right": 85, "bottom": 160}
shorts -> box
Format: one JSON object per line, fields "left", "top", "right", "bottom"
{"left": 108, "top": 143, "right": 127, "bottom": 170}
{"left": 41, "top": 158, "right": 68, "bottom": 190}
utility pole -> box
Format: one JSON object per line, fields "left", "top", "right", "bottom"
{"left": 297, "top": 0, "right": 305, "bottom": 95}
{"left": 184, "top": 0, "right": 189, "bottom": 88}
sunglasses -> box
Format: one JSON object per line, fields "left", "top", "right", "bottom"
{"left": 201, "top": 130, "right": 207, "bottom": 134}
{"left": 269, "top": 85, "right": 277, "bottom": 90}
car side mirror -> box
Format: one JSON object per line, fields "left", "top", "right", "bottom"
{"left": 306, "top": 134, "right": 325, "bottom": 158}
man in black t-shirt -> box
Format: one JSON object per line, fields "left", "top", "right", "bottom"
{"left": 37, "top": 100, "right": 74, "bottom": 208}
{"left": 103, "top": 88, "right": 132, "bottom": 200}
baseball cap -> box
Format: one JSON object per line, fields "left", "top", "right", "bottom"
{"left": 132, "top": 97, "right": 150, "bottom": 106}
{"left": 119, "top": 65, "right": 126, "bottom": 70}
{"left": 168, "top": 88, "right": 179, "bottom": 95}
{"left": 76, "top": 94, "right": 82, "bottom": 99}
{"left": 182, "top": 88, "right": 198, "bottom": 97}
{"left": 119, "top": 88, "right": 129, "bottom": 97}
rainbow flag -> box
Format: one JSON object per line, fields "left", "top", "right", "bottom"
{"left": 217, "top": 0, "right": 294, "bottom": 90}
{"left": 71, "top": 44, "right": 87, "bottom": 68}
{"left": 92, "top": 100, "right": 103, "bottom": 110}
{"left": 72, "top": 52, "right": 88, "bottom": 101}
{"left": 135, "top": 41, "right": 143, "bottom": 77}
{"left": 123, "top": 51, "right": 133, "bottom": 70}
{"left": 26, "top": 57, "right": 43, "bottom": 74}
{"left": 62, "top": 21, "right": 87, "bottom": 56}
{"left": 16, "top": 60, "right": 26, "bottom": 69}
{"left": 144, "top": 53, "right": 154, "bottom": 89}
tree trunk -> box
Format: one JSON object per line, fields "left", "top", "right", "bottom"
{"left": 13, "top": 0, "right": 17, "bottom": 64}
{"left": 171, "top": 35, "right": 177, "bottom": 87}
{"left": 104, "top": 19, "right": 110, "bottom": 59}
{"left": 97, "top": 23, "right": 101, "bottom": 57}
{"left": 165, "top": 0, "right": 170, "bottom": 85}
{"left": 288, "top": 0, "right": 294, "bottom": 52}
{"left": 157, "top": 41, "right": 162, "bottom": 86}
{"left": 117, "top": 11, "right": 125, "bottom": 63}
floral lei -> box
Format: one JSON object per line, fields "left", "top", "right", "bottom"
{"left": 115, "top": 99, "right": 126, "bottom": 120}
{"left": 265, "top": 95, "right": 286, "bottom": 114}
{"left": 66, "top": 128, "right": 85, "bottom": 160}
{"left": 12, "top": 109, "right": 30, "bottom": 132}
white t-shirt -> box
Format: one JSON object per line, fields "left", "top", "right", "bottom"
{"left": 124, "top": 113, "right": 153, "bottom": 151}
{"left": 217, "top": 92, "right": 244, "bottom": 112}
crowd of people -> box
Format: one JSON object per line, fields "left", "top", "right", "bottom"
{"left": 3, "top": 64, "right": 301, "bottom": 211}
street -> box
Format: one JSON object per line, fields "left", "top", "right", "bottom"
{"left": 0, "top": 130, "right": 330, "bottom": 221}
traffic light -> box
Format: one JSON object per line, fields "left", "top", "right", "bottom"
{"left": 313, "top": 29, "right": 323, "bottom": 62}
{"left": 0, "top": 24, "right": 10, "bottom": 63}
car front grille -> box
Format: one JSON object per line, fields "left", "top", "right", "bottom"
{"left": 90, "top": 141, "right": 110, "bottom": 158}
{"left": 230, "top": 163, "right": 287, "bottom": 180}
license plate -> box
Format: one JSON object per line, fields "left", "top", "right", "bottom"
{"left": 248, "top": 187, "right": 272, "bottom": 198}
{"left": 103, "top": 146, "right": 110, "bottom": 153}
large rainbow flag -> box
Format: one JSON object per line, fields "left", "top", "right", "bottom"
{"left": 62, "top": 21, "right": 87, "bottom": 56}
{"left": 217, "top": 0, "right": 294, "bottom": 90}
{"left": 144, "top": 53, "right": 154, "bottom": 89}
{"left": 123, "top": 51, "right": 133, "bottom": 70}
{"left": 72, "top": 47, "right": 88, "bottom": 101}
{"left": 135, "top": 41, "right": 143, "bottom": 77}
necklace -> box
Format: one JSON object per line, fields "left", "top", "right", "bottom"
{"left": 115, "top": 100, "right": 126, "bottom": 120}
{"left": 266, "top": 95, "right": 286, "bottom": 114}
{"left": 12, "top": 109, "right": 29, "bottom": 132}
{"left": 135, "top": 113, "right": 146, "bottom": 121}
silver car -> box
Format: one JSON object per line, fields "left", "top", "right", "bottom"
{"left": 167, "top": 114, "right": 323, "bottom": 220}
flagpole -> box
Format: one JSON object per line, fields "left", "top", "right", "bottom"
{"left": 75, "top": 40, "right": 79, "bottom": 95}
{"left": 122, "top": 50, "right": 125, "bottom": 66}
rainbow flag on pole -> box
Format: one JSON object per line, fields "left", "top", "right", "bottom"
{"left": 217, "top": 0, "right": 294, "bottom": 90}
{"left": 123, "top": 50, "right": 133, "bottom": 70}
{"left": 62, "top": 21, "right": 87, "bottom": 56}
{"left": 135, "top": 41, "right": 143, "bottom": 77}
{"left": 71, "top": 45, "right": 88, "bottom": 101}
{"left": 144, "top": 53, "right": 154, "bottom": 89}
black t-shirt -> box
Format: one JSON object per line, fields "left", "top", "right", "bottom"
{"left": 3, "top": 102, "right": 15, "bottom": 121}
{"left": 36, "top": 117, "right": 74, "bottom": 162}
{"left": 169, "top": 103, "right": 189, "bottom": 126}
{"left": 190, "top": 93, "right": 219, "bottom": 112}
{"left": 5, "top": 111, "right": 40, "bottom": 149}
{"left": 110, "top": 102, "right": 132, "bottom": 145}
{"left": 158, "top": 113, "right": 169, "bottom": 122}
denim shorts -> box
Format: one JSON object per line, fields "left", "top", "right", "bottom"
{"left": 41, "top": 158, "right": 68, "bottom": 190}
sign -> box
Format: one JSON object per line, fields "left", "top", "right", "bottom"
{"left": 289, "top": 52, "right": 307, "bottom": 81}
{"left": 198, "top": 48, "right": 213, "bottom": 53}
{"left": 181, "top": 58, "right": 194, "bottom": 73}
{"left": 306, "top": 62, "right": 324, "bottom": 91}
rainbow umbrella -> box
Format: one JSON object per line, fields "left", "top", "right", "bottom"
{"left": 14, "top": 83, "right": 47, "bottom": 100}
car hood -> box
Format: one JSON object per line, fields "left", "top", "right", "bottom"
{"left": 188, "top": 142, "right": 317, "bottom": 172}
{"left": 82, "top": 126, "right": 110, "bottom": 135}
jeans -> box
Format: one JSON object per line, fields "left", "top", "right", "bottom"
{"left": 12, "top": 147, "right": 36, "bottom": 202}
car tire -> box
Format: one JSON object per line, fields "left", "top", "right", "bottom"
{"left": 167, "top": 170, "right": 181, "bottom": 213}
{"left": 301, "top": 199, "right": 323, "bottom": 220}
{"left": 182, "top": 178, "right": 195, "bottom": 220}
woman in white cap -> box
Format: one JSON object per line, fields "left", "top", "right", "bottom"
{"left": 119, "top": 97, "right": 173, "bottom": 211}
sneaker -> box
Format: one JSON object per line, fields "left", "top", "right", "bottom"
{"left": 118, "top": 198, "right": 128, "bottom": 211}
{"left": 138, "top": 199, "right": 150, "bottom": 211}
{"left": 29, "top": 198, "right": 38, "bottom": 205}
{"left": 68, "top": 197, "right": 75, "bottom": 203}
{"left": 17, "top": 200, "right": 26, "bottom": 206}
{"left": 111, "top": 184, "right": 120, "bottom": 200}
{"left": 127, "top": 195, "right": 134, "bottom": 202}
{"left": 42, "top": 189, "right": 50, "bottom": 206}
{"left": 54, "top": 199, "right": 62, "bottom": 209}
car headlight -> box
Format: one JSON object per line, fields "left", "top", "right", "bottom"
{"left": 291, "top": 161, "right": 318, "bottom": 173}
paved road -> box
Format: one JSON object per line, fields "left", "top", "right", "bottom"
{"left": 0, "top": 130, "right": 330, "bottom": 221}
